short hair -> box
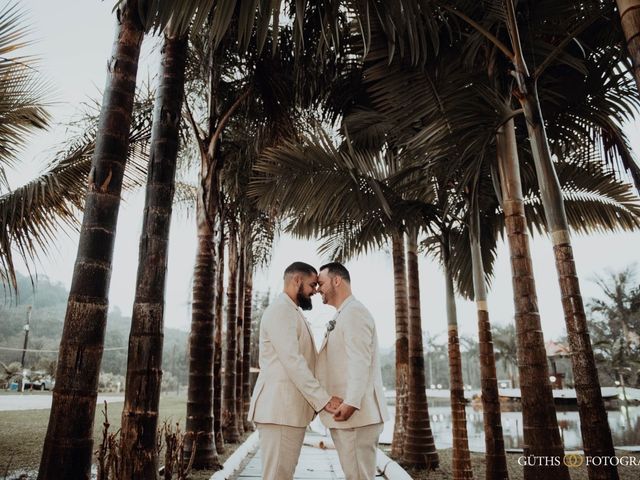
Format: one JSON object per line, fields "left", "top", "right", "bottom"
{"left": 319, "top": 262, "right": 351, "bottom": 283}
{"left": 284, "top": 262, "right": 317, "bottom": 279}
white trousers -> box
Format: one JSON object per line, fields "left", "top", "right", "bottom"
{"left": 330, "top": 423, "right": 384, "bottom": 480}
{"left": 256, "top": 423, "right": 306, "bottom": 480}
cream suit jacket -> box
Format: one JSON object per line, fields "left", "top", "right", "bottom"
{"left": 247, "top": 292, "right": 331, "bottom": 427}
{"left": 316, "top": 296, "right": 390, "bottom": 429}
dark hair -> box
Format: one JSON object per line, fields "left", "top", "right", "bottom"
{"left": 319, "top": 262, "right": 351, "bottom": 283}
{"left": 284, "top": 262, "right": 317, "bottom": 279}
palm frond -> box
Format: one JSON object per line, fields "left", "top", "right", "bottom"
{"left": 0, "top": 1, "right": 53, "bottom": 189}
{"left": 0, "top": 88, "right": 154, "bottom": 292}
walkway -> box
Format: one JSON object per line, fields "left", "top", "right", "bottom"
{"left": 0, "top": 393, "right": 124, "bottom": 411}
{"left": 227, "top": 431, "right": 410, "bottom": 480}
{"left": 232, "top": 433, "right": 345, "bottom": 479}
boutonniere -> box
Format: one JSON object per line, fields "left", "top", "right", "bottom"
{"left": 325, "top": 319, "right": 336, "bottom": 334}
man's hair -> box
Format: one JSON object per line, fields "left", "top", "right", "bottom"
{"left": 283, "top": 261, "right": 317, "bottom": 279}
{"left": 319, "top": 262, "right": 351, "bottom": 283}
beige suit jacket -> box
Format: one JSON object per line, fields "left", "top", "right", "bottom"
{"left": 247, "top": 292, "right": 331, "bottom": 427}
{"left": 316, "top": 296, "right": 390, "bottom": 429}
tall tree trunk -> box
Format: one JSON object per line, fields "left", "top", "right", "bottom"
{"left": 119, "top": 32, "right": 187, "bottom": 479}
{"left": 391, "top": 231, "right": 409, "bottom": 458}
{"left": 443, "top": 237, "right": 474, "bottom": 480}
{"left": 213, "top": 208, "right": 225, "bottom": 453}
{"left": 242, "top": 262, "right": 254, "bottom": 432}
{"left": 469, "top": 207, "right": 508, "bottom": 480}
{"left": 496, "top": 118, "right": 568, "bottom": 480}
{"left": 235, "top": 231, "right": 246, "bottom": 436}
{"left": 222, "top": 220, "right": 240, "bottom": 443}
{"left": 506, "top": 3, "right": 618, "bottom": 478}
{"left": 184, "top": 195, "right": 220, "bottom": 468}
{"left": 616, "top": 0, "right": 640, "bottom": 92}
{"left": 37, "top": 3, "right": 144, "bottom": 478}
{"left": 402, "top": 228, "right": 439, "bottom": 469}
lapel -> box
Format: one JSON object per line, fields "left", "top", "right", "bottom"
{"left": 319, "top": 329, "right": 329, "bottom": 353}
{"left": 318, "top": 296, "right": 355, "bottom": 353}
{"left": 301, "top": 314, "right": 315, "bottom": 348}
{"left": 282, "top": 293, "right": 315, "bottom": 347}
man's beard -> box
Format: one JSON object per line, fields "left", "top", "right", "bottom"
{"left": 297, "top": 285, "right": 313, "bottom": 311}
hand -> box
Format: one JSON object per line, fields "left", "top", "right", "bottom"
{"left": 323, "top": 395, "right": 343, "bottom": 414}
{"left": 333, "top": 403, "right": 357, "bottom": 421}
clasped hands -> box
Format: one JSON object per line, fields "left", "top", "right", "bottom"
{"left": 323, "top": 395, "right": 357, "bottom": 421}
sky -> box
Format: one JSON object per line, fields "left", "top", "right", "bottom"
{"left": 7, "top": 0, "right": 640, "bottom": 348}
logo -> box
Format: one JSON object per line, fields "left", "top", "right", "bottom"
{"left": 563, "top": 454, "right": 584, "bottom": 468}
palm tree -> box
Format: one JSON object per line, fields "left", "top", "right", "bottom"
{"left": 615, "top": 0, "right": 640, "bottom": 92}
{"left": 222, "top": 213, "right": 240, "bottom": 442}
{"left": 494, "top": 116, "right": 569, "bottom": 480}
{"left": 235, "top": 221, "right": 246, "bottom": 437}
{"left": 38, "top": 2, "right": 145, "bottom": 477}
{"left": 391, "top": 230, "right": 410, "bottom": 458}
{"left": 419, "top": 189, "right": 475, "bottom": 480}
{"left": 497, "top": 5, "right": 624, "bottom": 476}
{"left": 468, "top": 205, "right": 508, "bottom": 480}
{"left": 404, "top": 227, "right": 440, "bottom": 469}
{"left": 181, "top": 30, "right": 229, "bottom": 468}
{"left": 213, "top": 204, "right": 226, "bottom": 453}
{"left": 241, "top": 252, "right": 255, "bottom": 432}
{"left": 119, "top": 30, "right": 188, "bottom": 479}
{"left": 373, "top": 4, "right": 636, "bottom": 476}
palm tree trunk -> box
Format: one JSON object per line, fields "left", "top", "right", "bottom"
{"left": 402, "top": 228, "right": 439, "bottom": 469}
{"left": 242, "top": 262, "right": 254, "bottom": 432}
{"left": 37, "top": 3, "right": 144, "bottom": 478}
{"left": 119, "top": 32, "right": 187, "bottom": 479}
{"left": 506, "top": 3, "right": 618, "bottom": 478}
{"left": 184, "top": 195, "right": 220, "bottom": 468}
{"left": 223, "top": 219, "right": 240, "bottom": 443}
{"left": 391, "top": 231, "right": 409, "bottom": 458}
{"left": 496, "top": 117, "right": 568, "bottom": 480}
{"left": 616, "top": 0, "right": 640, "bottom": 92}
{"left": 213, "top": 208, "right": 225, "bottom": 453}
{"left": 235, "top": 232, "right": 246, "bottom": 436}
{"left": 469, "top": 208, "right": 508, "bottom": 480}
{"left": 443, "top": 237, "right": 474, "bottom": 480}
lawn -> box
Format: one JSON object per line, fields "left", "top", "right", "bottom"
{"left": 0, "top": 392, "right": 251, "bottom": 479}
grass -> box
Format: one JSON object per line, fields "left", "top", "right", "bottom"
{"left": 383, "top": 447, "right": 640, "bottom": 480}
{"left": 0, "top": 392, "right": 253, "bottom": 479}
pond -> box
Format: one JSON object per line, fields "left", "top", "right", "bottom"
{"left": 379, "top": 404, "right": 640, "bottom": 451}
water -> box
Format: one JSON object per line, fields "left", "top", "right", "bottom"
{"left": 380, "top": 404, "right": 640, "bottom": 451}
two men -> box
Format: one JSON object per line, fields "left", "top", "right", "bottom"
{"left": 248, "top": 261, "right": 389, "bottom": 480}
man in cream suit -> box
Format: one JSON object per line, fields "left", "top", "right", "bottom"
{"left": 316, "top": 262, "right": 390, "bottom": 480}
{"left": 247, "top": 262, "right": 341, "bottom": 480}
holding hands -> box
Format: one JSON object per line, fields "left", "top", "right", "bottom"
{"left": 323, "top": 395, "right": 343, "bottom": 414}
{"left": 332, "top": 403, "right": 357, "bottom": 421}
{"left": 322, "top": 395, "right": 357, "bottom": 421}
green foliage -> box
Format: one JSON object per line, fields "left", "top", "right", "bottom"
{"left": 0, "top": 272, "right": 190, "bottom": 381}
{"left": 588, "top": 266, "right": 640, "bottom": 387}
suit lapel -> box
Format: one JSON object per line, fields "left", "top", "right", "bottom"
{"left": 319, "top": 332, "right": 329, "bottom": 353}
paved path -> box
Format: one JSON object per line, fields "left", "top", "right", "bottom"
{"left": 232, "top": 433, "right": 346, "bottom": 479}
{"left": 0, "top": 394, "right": 124, "bottom": 411}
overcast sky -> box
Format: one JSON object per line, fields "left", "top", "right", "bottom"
{"left": 9, "top": 0, "right": 640, "bottom": 348}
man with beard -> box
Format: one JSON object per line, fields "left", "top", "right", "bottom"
{"left": 316, "top": 262, "right": 389, "bottom": 480}
{"left": 247, "top": 261, "right": 342, "bottom": 480}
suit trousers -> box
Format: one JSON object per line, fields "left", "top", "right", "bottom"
{"left": 330, "top": 423, "right": 384, "bottom": 480}
{"left": 256, "top": 423, "right": 306, "bottom": 480}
